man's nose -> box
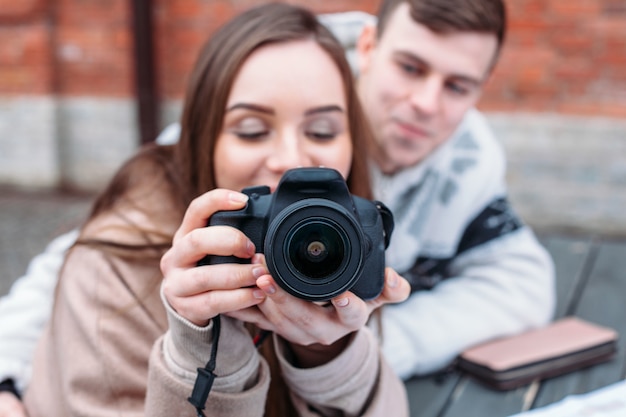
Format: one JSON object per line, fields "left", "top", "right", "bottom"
{"left": 409, "top": 77, "right": 442, "bottom": 117}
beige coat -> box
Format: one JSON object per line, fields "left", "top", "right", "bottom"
{"left": 23, "top": 181, "right": 409, "bottom": 416}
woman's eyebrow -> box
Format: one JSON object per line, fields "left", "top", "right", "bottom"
{"left": 226, "top": 103, "right": 274, "bottom": 114}
{"left": 305, "top": 105, "right": 344, "bottom": 116}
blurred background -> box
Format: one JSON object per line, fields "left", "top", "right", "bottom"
{"left": 1, "top": 0, "right": 626, "bottom": 291}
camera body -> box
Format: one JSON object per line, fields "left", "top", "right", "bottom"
{"left": 203, "top": 167, "right": 393, "bottom": 301}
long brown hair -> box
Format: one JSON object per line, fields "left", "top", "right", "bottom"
{"left": 81, "top": 3, "right": 377, "bottom": 416}
{"left": 176, "top": 2, "right": 374, "bottom": 204}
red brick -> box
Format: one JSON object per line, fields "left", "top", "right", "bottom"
{"left": 0, "top": 0, "right": 46, "bottom": 22}
{"left": 556, "top": 101, "right": 626, "bottom": 118}
{"left": 548, "top": 0, "right": 602, "bottom": 18}
{"left": 0, "top": 23, "right": 53, "bottom": 94}
{"left": 603, "top": 0, "right": 626, "bottom": 15}
{"left": 53, "top": 24, "right": 133, "bottom": 96}
{"left": 56, "top": 0, "right": 129, "bottom": 26}
{"left": 477, "top": 99, "right": 521, "bottom": 113}
{"left": 506, "top": 0, "right": 548, "bottom": 16}
{"left": 553, "top": 58, "right": 600, "bottom": 81}
{"left": 550, "top": 29, "right": 597, "bottom": 55}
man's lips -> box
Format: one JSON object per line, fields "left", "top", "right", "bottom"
{"left": 393, "top": 119, "right": 430, "bottom": 139}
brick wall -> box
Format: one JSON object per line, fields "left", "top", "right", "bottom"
{"left": 481, "top": 0, "right": 626, "bottom": 118}
{"left": 4, "top": 0, "right": 624, "bottom": 112}
{"left": 1, "top": 0, "right": 626, "bottom": 234}
{"left": 153, "top": 0, "right": 380, "bottom": 100}
{"left": 0, "top": 0, "right": 133, "bottom": 96}
{"left": 2, "top": 0, "right": 624, "bottom": 113}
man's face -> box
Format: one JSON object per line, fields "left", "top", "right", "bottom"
{"left": 357, "top": 3, "right": 498, "bottom": 174}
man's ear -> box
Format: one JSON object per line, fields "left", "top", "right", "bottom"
{"left": 356, "top": 24, "right": 377, "bottom": 75}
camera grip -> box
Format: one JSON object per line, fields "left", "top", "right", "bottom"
{"left": 199, "top": 206, "right": 265, "bottom": 267}
{"left": 197, "top": 254, "right": 251, "bottom": 266}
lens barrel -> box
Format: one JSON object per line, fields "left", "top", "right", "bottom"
{"left": 264, "top": 199, "right": 365, "bottom": 301}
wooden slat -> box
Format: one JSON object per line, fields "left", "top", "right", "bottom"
{"left": 405, "top": 374, "right": 460, "bottom": 417}
{"left": 441, "top": 379, "right": 540, "bottom": 417}
{"left": 540, "top": 235, "right": 596, "bottom": 318}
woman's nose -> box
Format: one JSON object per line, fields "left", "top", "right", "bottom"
{"left": 265, "top": 131, "right": 310, "bottom": 173}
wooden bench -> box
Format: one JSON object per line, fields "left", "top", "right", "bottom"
{"left": 404, "top": 235, "right": 626, "bottom": 416}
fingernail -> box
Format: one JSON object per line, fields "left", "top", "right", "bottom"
{"left": 247, "top": 240, "right": 256, "bottom": 256}
{"left": 258, "top": 278, "right": 276, "bottom": 295}
{"left": 335, "top": 297, "right": 349, "bottom": 307}
{"left": 252, "top": 267, "right": 266, "bottom": 279}
{"left": 253, "top": 289, "right": 266, "bottom": 299}
{"left": 229, "top": 192, "right": 249, "bottom": 204}
{"left": 386, "top": 272, "right": 398, "bottom": 288}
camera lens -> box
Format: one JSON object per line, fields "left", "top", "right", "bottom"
{"left": 264, "top": 199, "right": 365, "bottom": 301}
{"left": 307, "top": 241, "right": 326, "bottom": 259}
{"left": 287, "top": 221, "right": 345, "bottom": 279}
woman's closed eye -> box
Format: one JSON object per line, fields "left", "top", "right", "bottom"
{"left": 232, "top": 117, "right": 269, "bottom": 140}
{"left": 236, "top": 130, "right": 269, "bottom": 140}
{"left": 304, "top": 118, "right": 342, "bottom": 142}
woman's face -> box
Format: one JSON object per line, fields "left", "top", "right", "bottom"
{"left": 214, "top": 39, "right": 353, "bottom": 192}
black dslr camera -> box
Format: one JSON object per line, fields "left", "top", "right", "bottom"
{"left": 204, "top": 167, "right": 393, "bottom": 301}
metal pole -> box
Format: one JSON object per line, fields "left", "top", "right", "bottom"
{"left": 130, "top": 0, "right": 159, "bottom": 144}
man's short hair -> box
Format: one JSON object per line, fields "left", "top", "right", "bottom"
{"left": 376, "top": 0, "right": 506, "bottom": 61}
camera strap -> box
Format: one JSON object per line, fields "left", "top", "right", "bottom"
{"left": 375, "top": 201, "right": 394, "bottom": 248}
{"left": 188, "top": 315, "right": 221, "bottom": 417}
{"left": 187, "top": 316, "right": 271, "bottom": 416}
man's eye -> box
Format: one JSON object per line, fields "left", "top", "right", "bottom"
{"left": 399, "top": 62, "right": 422, "bottom": 76}
{"left": 446, "top": 82, "right": 470, "bottom": 96}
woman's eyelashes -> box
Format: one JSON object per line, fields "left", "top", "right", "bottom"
{"left": 232, "top": 117, "right": 269, "bottom": 141}
{"left": 229, "top": 115, "right": 343, "bottom": 142}
{"left": 304, "top": 117, "right": 342, "bottom": 141}
{"left": 236, "top": 130, "right": 269, "bottom": 140}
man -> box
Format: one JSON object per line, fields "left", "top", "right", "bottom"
{"left": 0, "top": 0, "right": 554, "bottom": 410}
{"left": 351, "top": 0, "right": 553, "bottom": 378}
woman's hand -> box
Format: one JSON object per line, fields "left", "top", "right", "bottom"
{"left": 227, "top": 264, "right": 410, "bottom": 366}
{"left": 0, "top": 392, "right": 27, "bottom": 417}
{"left": 160, "top": 189, "right": 267, "bottom": 327}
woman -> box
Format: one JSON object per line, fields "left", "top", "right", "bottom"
{"left": 22, "top": 3, "right": 410, "bottom": 416}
